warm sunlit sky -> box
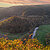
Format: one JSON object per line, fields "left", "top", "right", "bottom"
{"left": 0, "top": 0, "right": 50, "bottom": 7}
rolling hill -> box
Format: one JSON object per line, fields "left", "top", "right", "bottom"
{"left": 0, "top": 4, "right": 50, "bottom": 20}
{"left": 0, "top": 16, "right": 34, "bottom": 34}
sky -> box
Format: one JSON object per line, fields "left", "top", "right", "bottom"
{"left": 0, "top": 0, "right": 50, "bottom": 7}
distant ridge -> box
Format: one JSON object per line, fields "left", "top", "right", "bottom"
{"left": 0, "top": 4, "right": 50, "bottom": 19}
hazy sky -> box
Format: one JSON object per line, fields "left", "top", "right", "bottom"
{"left": 0, "top": 0, "right": 50, "bottom": 7}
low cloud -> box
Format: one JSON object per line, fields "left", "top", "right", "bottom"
{"left": 0, "top": 0, "right": 50, "bottom": 5}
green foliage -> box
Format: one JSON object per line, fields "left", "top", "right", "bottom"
{"left": 35, "top": 25, "right": 50, "bottom": 45}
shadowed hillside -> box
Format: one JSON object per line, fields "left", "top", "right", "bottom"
{"left": 0, "top": 16, "right": 34, "bottom": 34}
{"left": 0, "top": 15, "right": 50, "bottom": 34}
{"left": 0, "top": 5, "right": 50, "bottom": 19}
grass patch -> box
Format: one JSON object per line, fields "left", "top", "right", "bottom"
{"left": 0, "top": 32, "right": 25, "bottom": 40}
{"left": 35, "top": 25, "right": 50, "bottom": 45}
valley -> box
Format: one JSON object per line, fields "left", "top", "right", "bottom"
{"left": 0, "top": 5, "right": 50, "bottom": 50}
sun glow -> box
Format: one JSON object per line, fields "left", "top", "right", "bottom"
{"left": 0, "top": 0, "right": 50, "bottom": 7}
